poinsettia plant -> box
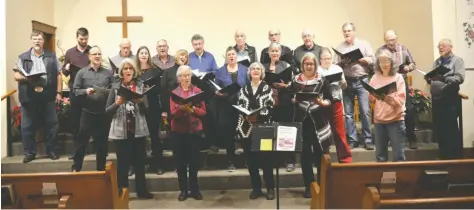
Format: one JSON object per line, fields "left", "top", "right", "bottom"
{"left": 408, "top": 86, "right": 431, "bottom": 113}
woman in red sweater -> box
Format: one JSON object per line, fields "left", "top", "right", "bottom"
{"left": 169, "top": 65, "right": 207, "bottom": 201}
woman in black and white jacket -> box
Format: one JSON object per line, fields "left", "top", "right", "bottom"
{"left": 236, "top": 62, "right": 275, "bottom": 200}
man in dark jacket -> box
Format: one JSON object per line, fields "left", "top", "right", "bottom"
{"left": 233, "top": 30, "right": 258, "bottom": 64}
{"left": 13, "top": 31, "right": 63, "bottom": 163}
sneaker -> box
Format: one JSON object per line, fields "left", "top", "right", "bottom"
{"left": 364, "top": 143, "right": 375, "bottom": 150}
{"left": 286, "top": 164, "right": 295, "bottom": 172}
{"left": 408, "top": 141, "right": 418, "bottom": 150}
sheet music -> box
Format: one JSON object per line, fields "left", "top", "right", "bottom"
{"left": 192, "top": 69, "right": 205, "bottom": 78}
{"left": 415, "top": 69, "right": 427, "bottom": 75}
{"left": 233, "top": 105, "right": 251, "bottom": 115}
{"left": 276, "top": 126, "right": 297, "bottom": 151}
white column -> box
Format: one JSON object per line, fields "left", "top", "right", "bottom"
{"left": 0, "top": 0, "right": 7, "bottom": 158}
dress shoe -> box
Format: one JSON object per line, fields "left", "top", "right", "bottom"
{"left": 190, "top": 191, "right": 203, "bottom": 200}
{"left": 303, "top": 187, "right": 311, "bottom": 198}
{"left": 156, "top": 168, "right": 164, "bottom": 175}
{"left": 128, "top": 167, "right": 135, "bottom": 176}
{"left": 266, "top": 189, "right": 275, "bottom": 200}
{"left": 178, "top": 191, "right": 188, "bottom": 201}
{"left": 23, "top": 154, "right": 35, "bottom": 163}
{"left": 48, "top": 153, "right": 60, "bottom": 160}
{"left": 249, "top": 190, "right": 263, "bottom": 199}
{"left": 137, "top": 191, "right": 154, "bottom": 199}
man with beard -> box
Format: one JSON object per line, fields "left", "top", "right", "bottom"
{"left": 109, "top": 38, "right": 135, "bottom": 74}
{"left": 427, "top": 39, "right": 465, "bottom": 160}
{"left": 62, "top": 27, "right": 92, "bottom": 159}
{"left": 152, "top": 39, "right": 175, "bottom": 69}
{"left": 71, "top": 46, "right": 114, "bottom": 171}
{"left": 13, "top": 31, "right": 63, "bottom": 163}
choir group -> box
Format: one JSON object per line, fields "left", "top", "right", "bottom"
{"left": 13, "top": 22, "right": 466, "bottom": 201}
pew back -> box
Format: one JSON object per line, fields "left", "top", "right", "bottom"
{"left": 311, "top": 155, "right": 474, "bottom": 209}
{"left": 1, "top": 161, "right": 129, "bottom": 209}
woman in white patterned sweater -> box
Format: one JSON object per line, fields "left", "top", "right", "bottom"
{"left": 235, "top": 62, "right": 275, "bottom": 200}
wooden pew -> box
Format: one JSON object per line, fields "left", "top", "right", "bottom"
{"left": 363, "top": 186, "right": 474, "bottom": 209}
{"left": 310, "top": 154, "right": 474, "bottom": 209}
{"left": 1, "top": 161, "right": 129, "bottom": 209}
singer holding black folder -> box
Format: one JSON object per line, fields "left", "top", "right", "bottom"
{"left": 368, "top": 52, "right": 407, "bottom": 162}
{"left": 235, "top": 62, "right": 275, "bottom": 200}
{"left": 291, "top": 53, "right": 333, "bottom": 198}
{"left": 263, "top": 42, "right": 297, "bottom": 172}
{"left": 317, "top": 48, "right": 352, "bottom": 163}
{"left": 105, "top": 58, "right": 153, "bottom": 199}
{"left": 426, "top": 39, "right": 465, "bottom": 160}
{"left": 214, "top": 47, "right": 249, "bottom": 172}
{"left": 136, "top": 46, "right": 166, "bottom": 175}
{"left": 170, "top": 65, "right": 207, "bottom": 201}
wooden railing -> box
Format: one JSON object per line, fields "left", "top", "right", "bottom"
{"left": 2, "top": 89, "right": 17, "bottom": 157}
{"left": 1, "top": 89, "right": 16, "bottom": 101}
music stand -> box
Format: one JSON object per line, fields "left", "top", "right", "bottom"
{"left": 251, "top": 122, "right": 303, "bottom": 209}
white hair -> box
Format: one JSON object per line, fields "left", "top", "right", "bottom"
{"left": 176, "top": 65, "right": 192, "bottom": 78}
{"left": 248, "top": 62, "right": 266, "bottom": 80}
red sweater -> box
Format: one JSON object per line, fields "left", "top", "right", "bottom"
{"left": 169, "top": 85, "right": 206, "bottom": 133}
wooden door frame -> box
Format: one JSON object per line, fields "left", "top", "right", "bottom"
{"left": 31, "top": 20, "right": 57, "bottom": 53}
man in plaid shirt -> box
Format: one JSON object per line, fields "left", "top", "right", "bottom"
{"left": 376, "top": 30, "right": 418, "bottom": 150}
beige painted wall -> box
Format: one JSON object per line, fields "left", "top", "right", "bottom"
{"left": 53, "top": 0, "right": 384, "bottom": 67}
{"left": 381, "top": 0, "right": 434, "bottom": 92}
{"left": 1, "top": 0, "right": 6, "bottom": 158}
{"left": 2, "top": 0, "right": 54, "bottom": 157}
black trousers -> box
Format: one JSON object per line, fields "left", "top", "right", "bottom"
{"left": 241, "top": 138, "right": 275, "bottom": 191}
{"left": 301, "top": 119, "right": 328, "bottom": 188}
{"left": 72, "top": 112, "right": 108, "bottom": 171}
{"left": 114, "top": 136, "right": 147, "bottom": 192}
{"left": 69, "top": 93, "right": 82, "bottom": 146}
{"left": 203, "top": 99, "right": 218, "bottom": 149}
{"left": 171, "top": 132, "right": 200, "bottom": 191}
{"left": 274, "top": 104, "right": 296, "bottom": 164}
{"left": 146, "top": 99, "right": 164, "bottom": 168}
{"left": 432, "top": 97, "right": 463, "bottom": 159}
{"left": 404, "top": 77, "right": 417, "bottom": 142}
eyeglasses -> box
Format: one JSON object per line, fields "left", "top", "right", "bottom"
{"left": 269, "top": 33, "right": 280, "bottom": 37}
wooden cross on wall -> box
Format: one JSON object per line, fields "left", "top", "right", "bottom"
{"left": 106, "top": 0, "right": 143, "bottom": 38}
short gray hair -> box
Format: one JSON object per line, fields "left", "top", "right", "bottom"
{"left": 248, "top": 62, "right": 265, "bottom": 80}
{"left": 374, "top": 51, "right": 397, "bottom": 76}
{"left": 118, "top": 58, "right": 138, "bottom": 79}
{"left": 342, "top": 22, "right": 356, "bottom": 31}
{"left": 191, "top": 34, "right": 204, "bottom": 42}
{"left": 176, "top": 65, "right": 192, "bottom": 78}
{"left": 267, "top": 42, "right": 282, "bottom": 54}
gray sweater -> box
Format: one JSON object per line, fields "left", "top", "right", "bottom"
{"left": 429, "top": 54, "right": 465, "bottom": 100}
{"left": 105, "top": 80, "right": 149, "bottom": 140}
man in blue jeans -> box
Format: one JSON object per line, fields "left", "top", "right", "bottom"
{"left": 335, "top": 23, "right": 375, "bottom": 150}
{"left": 13, "top": 31, "right": 63, "bottom": 163}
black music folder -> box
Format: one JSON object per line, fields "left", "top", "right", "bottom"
{"left": 117, "top": 85, "right": 155, "bottom": 100}
{"left": 18, "top": 68, "right": 46, "bottom": 78}
{"left": 361, "top": 81, "right": 397, "bottom": 97}
{"left": 232, "top": 105, "right": 265, "bottom": 116}
{"left": 108, "top": 58, "right": 119, "bottom": 74}
{"left": 265, "top": 67, "right": 293, "bottom": 84}
{"left": 323, "top": 71, "right": 343, "bottom": 83}
{"left": 424, "top": 65, "right": 451, "bottom": 79}
{"left": 333, "top": 48, "right": 364, "bottom": 63}
{"left": 140, "top": 68, "right": 163, "bottom": 86}
{"left": 295, "top": 92, "right": 320, "bottom": 101}
{"left": 210, "top": 81, "right": 241, "bottom": 95}
{"left": 251, "top": 122, "right": 303, "bottom": 152}
{"left": 238, "top": 59, "right": 251, "bottom": 67}
{"left": 170, "top": 91, "right": 206, "bottom": 105}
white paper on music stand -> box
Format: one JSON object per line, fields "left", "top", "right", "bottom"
{"left": 276, "top": 126, "right": 297, "bottom": 151}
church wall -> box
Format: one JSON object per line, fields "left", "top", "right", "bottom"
{"left": 1, "top": 0, "right": 6, "bottom": 158}
{"left": 53, "top": 0, "right": 385, "bottom": 67}
{"left": 381, "top": 0, "right": 434, "bottom": 93}
{"left": 3, "top": 0, "right": 55, "bottom": 157}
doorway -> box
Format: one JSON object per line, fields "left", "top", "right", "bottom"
{"left": 31, "top": 20, "right": 56, "bottom": 53}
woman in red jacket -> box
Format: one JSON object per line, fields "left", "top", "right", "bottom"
{"left": 169, "top": 65, "right": 207, "bottom": 201}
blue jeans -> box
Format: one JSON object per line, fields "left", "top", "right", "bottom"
{"left": 21, "top": 100, "right": 59, "bottom": 155}
{"left": 343, "top": 78, "right": 372, "bottom": 144}
{"left": 374, "top": 121, "right": 406, "bottom": 162}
